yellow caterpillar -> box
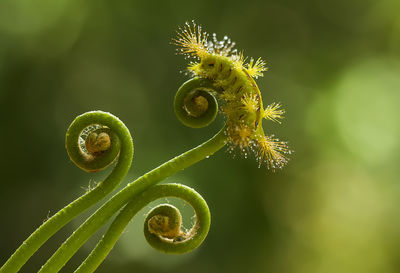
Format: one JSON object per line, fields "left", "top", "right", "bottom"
{"left": 173, "top": 21, "right": 291, "bottom": 169}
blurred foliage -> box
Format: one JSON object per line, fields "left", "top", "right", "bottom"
{"left": 0, "top": 0, "right": 399, "bottom": 272}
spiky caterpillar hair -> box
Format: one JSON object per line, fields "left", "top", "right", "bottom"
{"left": 173, "top": 21, "right": 291, "bottom": 169}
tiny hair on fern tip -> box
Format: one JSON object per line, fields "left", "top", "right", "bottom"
{"left": 0, "top": 21, "right": 291, "bottom": 273}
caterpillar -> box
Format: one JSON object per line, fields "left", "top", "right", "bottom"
{"left": 173, "top": 21, "right": 292, "bottom": 169}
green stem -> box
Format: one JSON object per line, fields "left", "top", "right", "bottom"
{"left": 0, "top": 111, "right": 133, "bottom": 273}
{"left": 38, "top": 126, "right": 227, "bottom": 273}
{"left": 75, "top": 183, "right": 210, "bottom": 273}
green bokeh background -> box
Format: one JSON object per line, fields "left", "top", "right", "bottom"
{"left": 1, "top": 0, "right": 400, "bottom": 272}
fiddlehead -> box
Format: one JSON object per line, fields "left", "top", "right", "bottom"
{"left": 0, "top": 111, "right": 133, "bottom": 273}
{"left": 146, "top": 204, "right": 184, "bottom": 240}
{"left": 73, "top": 184, "right": 210, "bottom": 273}
{"left": 65, "top": 112, "right": 123, "bottom": 173}
{"left": 174, "top": 77, "right": 221, "bottom": 128}
{"left": 143, "top": 185, "right": 210, "bottom": 254}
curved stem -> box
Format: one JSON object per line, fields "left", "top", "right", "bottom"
{"left": 0, "top": 111, "right": 134, "bottom": 273}
{"left": 38, "top": 126, "right": 227, "bottom": 273}
{"left": 75, "top": 183, "right": 210, "bottom": 273}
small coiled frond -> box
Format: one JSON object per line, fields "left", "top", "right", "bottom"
{"left": 143, "top": 184, "right": 210, "bottom": 254}
{"left": 65, "top": 112, "right": 125, "bottom": 173}
{"left": 146, "top": 204, "right": 182, "bottom": 239}
{"left": 73, "top": 184, "right": 211, "bottom": 273}
{"left": 174, "top": 77, "right": 222, "bottom": 128}
{"left": 1, "top": 111, "right": 134, "bottom": 273}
